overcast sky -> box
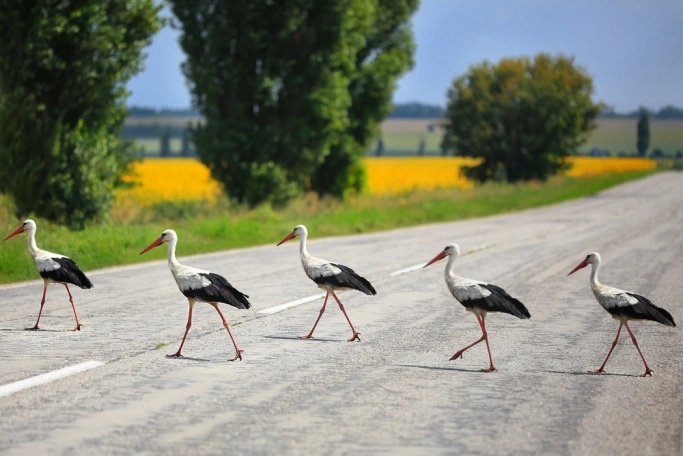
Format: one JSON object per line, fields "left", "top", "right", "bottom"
{"left": 126, "top": 0, "right": 683, "bottom": 112}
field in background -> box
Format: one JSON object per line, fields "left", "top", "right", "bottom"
{"left": 117, "top": 156, "right": 657, "bottom": 205}
{"left": 126, "top": 117, "right": 683, "bottom": 157}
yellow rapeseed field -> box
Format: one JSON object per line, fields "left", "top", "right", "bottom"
{"left": 118, "top": 156, "right": 656, "bottom": 205}
{"left": 119, "top": 158, "right": 220, "bottom": 205}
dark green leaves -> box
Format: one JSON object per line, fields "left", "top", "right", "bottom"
{"left": 442, "top": 54, "right": 605, "bottom": 183}
{"left": 0, "top": 0, "right": 162, "bottom": 229}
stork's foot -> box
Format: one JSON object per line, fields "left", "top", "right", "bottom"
{"left": 640, "top": 368, "right": 653, "bottom": 377}
{"left": 166, "top": 352, "right": 184, "bottom": 358}
{"left": 25, "top": 325, "right": 40, "bottom": 331}
{"left": 449, "top": 351, "right": 464, "bottom": 361}
{"left": 69, "top": 323, "right": 82, "bottom": 332}
{"left": 229, "top": 350, "right": 244, "bottom": 362}
{"left": 347, "top": 332, "right": 361, "bottom": 342}
{"left": 297, "top": 334, "right": 314, "bottom": 339}
{"left": 480, "top": 366, "right": 498, "bottom": 373}
{"left": 588, "top": 367, "right": 606, "bottom": 374}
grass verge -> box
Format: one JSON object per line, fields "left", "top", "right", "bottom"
{"left": 0, "top": 169, "right": 660, "bottom": 284}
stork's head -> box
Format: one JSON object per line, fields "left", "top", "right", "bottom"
{"left": 423, "top": 243, "right": 460, "bottom": 268}
{"left": 4, "top": 219, "right": 37, "bottom": 241}
{"left": 140, "top": 229, "right": 177, "bottom": 255}
{"left": 567, "top": 251, "right": 601, "bottom": 276}
{"left": 277, "top": 224, "right": 308, "bottom": 246}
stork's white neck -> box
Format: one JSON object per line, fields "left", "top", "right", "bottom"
{"left": 166, "top": 236, "right": 181, "bottom": 273}
{"left": 298, "top": 232, "right": 310, "bottom": 261}
{"left": 25, "top": 225, "right": 39, "bottom": 256}
{"left": 589, "top": 258, "right": 601, "bottom": 290}
{"left": 443, "top": 252, "right": 460, "bottom": 280}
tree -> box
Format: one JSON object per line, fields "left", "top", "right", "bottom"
{"left": 310, "top": 0, "right": 418, "bottom": 198}
{"left": 170, "top": 0, "right": 417, "bottom": 206}
{"left": 441, "top": 54, "right": 604, "bottom": 183}
{"left": 0, "top": 0, "right": 162, "bottom": 229}
{"left": 637, "top": 108, "right": 650, "bottom": 157}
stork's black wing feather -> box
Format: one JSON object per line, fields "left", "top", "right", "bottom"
{"left": 39, "top": 257, "right": 93, "bottom": 289}
{"left": 312, "top": 263, "right": 376, "bottom": 295}
{"left": 464, "top": 284, "right": 530, "bottom": 319}
{"left": 182, "top": 272, "right": 251, "bottom": 309}
{"left": 606, "top": 293, "right": 676, "bottom": 327}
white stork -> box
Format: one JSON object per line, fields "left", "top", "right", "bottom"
{"left": 140, "top": 229, "right": 251, "bottom": 361}
{"left": 424, "top": 243, "right": 530, "bottom": 372}
{"left": 568, "top": 252, "right": 676, "bottom": 377}
{"left": 277, "top": 225, "right": 376, "bottom": 342}
{"left": 4, "top": 219, "right": 92, "bottom": 331}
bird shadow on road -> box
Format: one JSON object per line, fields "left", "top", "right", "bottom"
{"left": 0, "top": 328, "right": 61, "bottom": 332}
{"left": 543, "top": 369, "right": 634, "bottom": 378}
{"left": 164, "top": 356, "right": 212, "bottom": 362}
{"left": 398, "top": 364, "right": 485, "bottom": 373}
{"left": 263, "top": 335, "right": 338, "bottom": 343}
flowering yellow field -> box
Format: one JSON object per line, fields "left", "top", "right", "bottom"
{"left": 118, "top": 156, "right": 656, "bottom": 204}
{"left": 562, "top": 156, "right": 656, "bottom": 177}
{"left": 119, "top": 158, "right": 221, "bottom": 205}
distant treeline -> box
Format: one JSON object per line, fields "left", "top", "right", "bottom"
{"left": 126, "top": 103, "right": 683, "bottom": 123}
{"left": 126, "top": 103, "right": 447, "bottom": 119}
{"left": 599, "top": 105, "right": 683, "bottom": 119}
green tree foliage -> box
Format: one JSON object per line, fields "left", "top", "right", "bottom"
{"left": 0, "top": 0, "right": 162, "bottom": 229}
{"left": 170, "top": 0, "right": 417, "bottom": 206}
{"left": 442, "top": 54, "right": 604, "bottom": 183}
{"left": 637, "top": 107, "right": 650, "bottom": 157}
{"left": 310, "top": 0, "right": 417, "bottom": 198}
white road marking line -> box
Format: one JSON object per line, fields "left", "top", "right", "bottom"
{"left": 389, "top": 263, "right": 426, "bottom": 277}
{"left": 0, "top": 361, "right": 105, "bottom": 398}
{"left": 260, "top": 261, "right": 432, "bottom": 315}
{"left": 257, "top": 294, "right": 326, "bottom": 315}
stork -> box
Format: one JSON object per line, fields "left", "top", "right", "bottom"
{"left": 568, "top": 252, "right": 675, "bottom": 377}
{"left": 424, "top": 244, "right": 530, "bottom": 372}
{"left": 277, "top": 225, "right": 376, "bottom": 342}
{"left": 140, "top": 229, "right": 251, "bottom": 361}
{"left": 4, "top": 219, "right": 92, "bottom": 331}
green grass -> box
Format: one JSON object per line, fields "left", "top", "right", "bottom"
{"left": 0, "top": 169, "right": 661, "bottom": 284}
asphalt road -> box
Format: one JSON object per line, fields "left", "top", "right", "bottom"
{"left": 1, "top": 172, "right": 682, "bottom": 455}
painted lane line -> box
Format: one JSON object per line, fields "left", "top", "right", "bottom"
{"left": 0, "top": 361, "right": 105, "bottom": 398}
{"left": 257, "top": 294, "right": 326, "bottom": 315}
{"left": 389, "top": 263, "right": 426, "bottom": 277}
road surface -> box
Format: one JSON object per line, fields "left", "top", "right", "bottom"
{"left": 1, "top": 172, "right": 682, "bottom": 455}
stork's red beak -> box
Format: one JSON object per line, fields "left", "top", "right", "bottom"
{"left": 140, "top": 237, "right": 164, "bottom": 255}
{"left": 567, "top": 259, "right": 589, "bottom": 276}
{"left": 277, "top": 231, "right": 297, "bottom": 246}
{"left": 424, "top": 250, "right": 447, "bottom": 268}
{"left": 4, "top": 225, "right": 25, "bottom": 241}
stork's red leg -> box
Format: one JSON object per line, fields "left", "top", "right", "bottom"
{"left": 213, "top": 304, "right": 244, "bottom": 362}
{"left": 26, "top": 282, "right": 48, "bottom": 330}
{"left": 299, "top": 292, "right": 329, "bottom": 339}
{"left": 624, "top": 323, "right": 654, "bottom": 377}
{"left": 331, "top": 292, "right": 360, "bottom": 342}
{"left": 478, "top": 315, "right": 497, "bottom": 372}
{"left": 589, "top": 322, "right": 622, "bottom": 374}
{"left": 64, "top": 284, "right": 82, "bottom": 331}
{"left": 450, "top": 315, "right": 492, "bottom": 369}
{"left": 168, "top": 302, "right": 194, "bottom": 357}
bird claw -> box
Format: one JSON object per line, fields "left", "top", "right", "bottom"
{"left": 481, "top": 366, "right": 498, "bottom": 373}
{"left": 449, "top": 352, "right": 464, "bottom": 361}
{"left": 229, "top": 350, "right": 244, "bottom": 362}
{"left": 297, "top": 334, "right": 314, "bottom": 339}
{"left": 69, "top": 324, "right": 82, "bottom": 332}
{"left": 347, "top": 332, "right": 361, "bottom": 342}
{"left": 166, "top": 352, "right": 183, "bottom": 358}
{"left": 588, "top": 368, "right": 606, "bottom": 374}
{"left": 640, "top": 369, "right": 653, "bottom": 377}
{"left": 25, "top": 326, "right": 40, "bottom": 331}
